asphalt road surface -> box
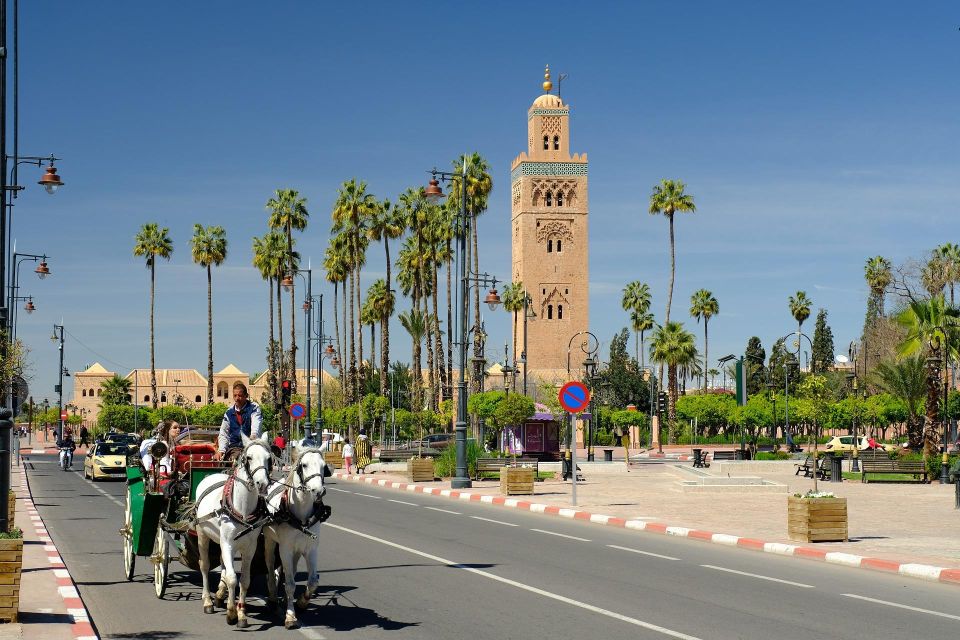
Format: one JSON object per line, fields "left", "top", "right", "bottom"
{"left": 23, "top": 452, "right": 960, "bottom": 640}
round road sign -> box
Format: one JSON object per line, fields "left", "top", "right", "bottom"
{"left": 289, "top": 402, "right": 307, "bottom": 420}
{"left": 558, "top": 381, "right": 591, "bottom": 413}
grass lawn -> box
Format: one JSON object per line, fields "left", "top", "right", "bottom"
{"left": 841, "top": 471, "right": 925, "bottom": 482}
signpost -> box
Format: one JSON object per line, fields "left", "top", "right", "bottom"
{"left": 558, "top": 381, "right": 590, "bottom": 506}
{"left": 289, "top": 402, "right": 306, "bottom": 421}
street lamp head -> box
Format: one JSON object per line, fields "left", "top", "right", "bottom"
{"left": 24, "top": 297, "right": 35, "bottom": 314}
{"left": 324, "top": 343, "right": 335, "bottom": 355}
{"left": 484, "top": 287, "right": 502, "bottom": 311}
{"left": 424, "top": 176, "right": 444, "bottom": 204}
{"left": 281, "top": 274, "right": 294, "bottom": 290}
{"left": 331, "top": 356, "right": 341, "bottom": 368}
{"left": 35, "top": 260, "right": 51, "bottom": 279}
{"left": 38, "top": 161, "right": 64, "bottom": 194}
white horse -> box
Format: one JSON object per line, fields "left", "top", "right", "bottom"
{"left": 195, "top": 433, "right": 273, "bottom": 627}
{"left": 264, "top": 447, "right": 332, "bottom": 629}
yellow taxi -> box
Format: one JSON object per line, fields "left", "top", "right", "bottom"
{"left": 83, "top": 441, "right": 129, "bottom": 481}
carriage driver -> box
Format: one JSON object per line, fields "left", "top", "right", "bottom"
{"left": 214, "top": 382, "right": 263, "bottom": 460}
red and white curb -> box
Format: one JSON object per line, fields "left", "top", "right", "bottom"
{"left": 334, "top": 471, "right": 960, "bottom": 588}
{"left": 16, "top": 461, "right": 98, "bottom": 640}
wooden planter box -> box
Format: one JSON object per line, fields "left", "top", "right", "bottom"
{"left": 325, "top": 451, "right": 344, "bottom": 470}
{"left": 500, "top": 466, "right": 535, "bottom": 495}
{"left": 0, "top": 539, "right": 23, "bottom": 623}
{"left": 788, "top": 496, "right": 848, "bottom": 543}
{"left": 407, "top": 458, "right": 435, "bottom": 482}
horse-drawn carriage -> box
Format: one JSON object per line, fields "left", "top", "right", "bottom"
{"left": 119, "top": 429, "right": 334, "bottom": 629}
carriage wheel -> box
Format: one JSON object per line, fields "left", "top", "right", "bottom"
{"left": 122, "top": 492, "right": 136, "bottom": 581}
{"left": 153, "top": 524, "right": 170, "bottom": 599}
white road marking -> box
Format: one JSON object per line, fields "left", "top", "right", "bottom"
{"left": 388, "top": 499, "right": 419, "bottom": 506}
{"left": 326, "top": 523, "right": 703, "bottom": 640}
{"left": 298, "top": 628, "right": 327, "bottom": 640}
{"left": 841, "top": 593, "right": 960, "bottom": 621}
{"left": 328, "top": 487, "right": 352, "bottom": 493}
{"left": 608, "top": 545, "right": 680, "bottom": 561}
{"left": 469, "top": 516, "right": 518, "bottom": 527}
{"left": 354, "top": 493, "right": 382, "bottom": 500}
{"left": 699, "top": 565, "right": 814, "bottom": 588}
{"left": 531, "top": 528, "right": 591, "bottom": 542}
{"left": 424, "top": 506, "right": 461, "bottom": 515}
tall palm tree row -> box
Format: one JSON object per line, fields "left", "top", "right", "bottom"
{"left": 133, "top": 223, "right": 174, "bottom": 409}
{"left": 621, "top": 281, "right": 652, "bottom": 364}
{"left": 648, "top": 180, "right": 696, "bottom": 324}
{"left": 649, "top": 321, "right": 698, "bottom": 443}
{"left": 266, "top": 189, "right": 309, "bottom": 391}
{"left": 190, "top": 224, "right": 227, "bottom": 404}
{"left": 689, "top": 289, "right": 719, "bottom": 393}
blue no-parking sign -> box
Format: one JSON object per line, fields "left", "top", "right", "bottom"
{"left": 558, "top": 381, "right": 591, "bottom": 413}
{"left": 289, "top": 402, "right": 307, "bottom": 420}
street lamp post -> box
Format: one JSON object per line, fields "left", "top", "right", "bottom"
{"left": 565, "top": 331, "right": 599, "bottom": 493}
{"left": 942, "top": 355, "right": 951, "bottom": 484}
{"left": 780, "top": 330, "right": 813, "bottom": 451}
{"left": 425, "top": 162, "right": 502, "bottom": 489}
{"left": 520, "top": 293, "right": 535, "bottom": 396}
{"left": 51, "top": 324, "right": 65, "bottom": 440}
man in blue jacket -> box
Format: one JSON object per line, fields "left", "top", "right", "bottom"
{"left": 215, "top": 382, "right": 263, "bottom": 459}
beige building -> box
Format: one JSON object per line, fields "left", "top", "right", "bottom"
{"left": 72, "top": 363, "right": 334, "bottom": 424}
{"left": 511, "top": 66, "right": 589, "bottom": 381}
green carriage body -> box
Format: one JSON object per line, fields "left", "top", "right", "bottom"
{"left": 126, "top": 466, "right": 167, "bottom": 557}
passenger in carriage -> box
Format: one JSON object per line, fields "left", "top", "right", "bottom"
{"left": 214, "top": 381, "right": 263, "bottom": 460}
{"left": 140, "top": 419, "right": 181, "bottom": 473}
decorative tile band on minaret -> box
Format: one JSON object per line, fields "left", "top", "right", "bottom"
{"left": 510, "top": 65, "right": 589, "bottom": 379}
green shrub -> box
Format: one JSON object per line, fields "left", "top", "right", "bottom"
{"left": 433, "top": 439, "right": 486, "bottom": 478}
{"left": 594, "top": 432, "right": 615, "bottom": 446}
{"left": 0, "top": 527, "right": 22, "bottom": 539}
{"left": 755, "top": 451, "right": 791, "bottom": 460}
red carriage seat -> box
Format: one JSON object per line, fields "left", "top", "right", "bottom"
{"left": 174, "top": 442, "right": 219, "bottom": 474}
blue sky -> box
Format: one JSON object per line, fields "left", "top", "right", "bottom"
{"left": 13, "top": 1, "right": 960, "bottom": 402}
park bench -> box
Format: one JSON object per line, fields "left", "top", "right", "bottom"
{"left": 860, "top": 458, "right": 929, "bottom": 483}
{"left": 377, "top": 449, "right": 440, "bottom": 462}
{"left": 711, "top": 450, "right": 738, "bottom": 462}
{"left": 794, "top": 455, "right": 829, "bottom": 480}
{"left": 474, "top": 457, "right": 540, "bottom": 481}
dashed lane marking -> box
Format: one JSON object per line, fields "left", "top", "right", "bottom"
{"left": 388, "top": 499, "right": 419, "bottom": 506}
{"left": 841, "top": 594, "right": 960, "bottom": 621}
{"left": 700, "top": 565, "right": 814, "bottom": 588}
{"left": 354, "top": 493, "right": 382, "bottom": 500}
{"left": 326, "top": 522, "right": 703, "bottom": 640}
{"left": 424, "top": 507, "right": 461, "bottom": 515}
{"left": 531, "top": 528, "right": 591, "bottom": 542}
{"left": 608, "top": 545, "right": 680, "bottom": 561}
{"left": 469, "top": 516, "right": 518, "bottom": 527}
{"left": 328, "top": 487, "right": 353, "bottom": 493}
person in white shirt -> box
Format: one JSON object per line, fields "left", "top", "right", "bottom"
{"left": 342, "top": 439, "right": 355, "bottom": 474}
{"left": 141, "top": 420, "right": 180, "bottom": 473}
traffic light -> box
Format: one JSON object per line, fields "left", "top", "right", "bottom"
{"left": 281, "top": 379, "right": 292, "bottom": 407}
{"left": 657, "top": 392, "right": 667, "bottom": 416}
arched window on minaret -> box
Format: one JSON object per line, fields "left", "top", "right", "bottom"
{"left": 543, "top": 135, "right": 549, "bottom": 150}
{"left": 558, "top": 305, "right": 564, "bottom": 319}
{"left": 553, "top": 135, "right": 560, "bottom": 150}
{"left": 556, "top": 239, "right": 562, "bottom": 252}
{"left": 556, "top": 191, "right": 564, "bottom": 207}
{"left": 545, "top": 191, "right": 553, "bottom": 207}
{"left": 547, "top": 305, "right": 554, "bottom": 320}
{"left": 547, "top": 239, "right": 553, "bottom": 253}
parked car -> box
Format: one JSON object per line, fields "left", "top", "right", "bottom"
{"left": 83, "top": 442, "right": 129, "bottom": 481}
{"left": 824, "top": 436, "right": 894, "bottom": 453}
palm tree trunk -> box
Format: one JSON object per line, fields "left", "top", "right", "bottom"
{"left": 472, "top": 223, "right": 482, "bottom": 395}
{"left": 424, "top": 293, "right": 436, "bottom": 412}
{"left": 668, "top": 364, "right": 678, "bottom": 443}
{"left": 341, "top": 279, "right": 348, "bottom": 394}
{"left": 446, "top": 240, "right": 453, "bottom": 400}
{"left": 150, "top": 260, "right": 158, "bottom": 409}
{"left": 276, "top": 275, "right": 285, "bottom": 381}
{"left": 268, "top": 278, "right": 278, "bottom": 409}
{"left": 348, "top": 264, "right": 356, "bottom": 405}
{"left": 332, "top": 282, "right": 341, "bottom": 386}
{"left": 287, "top": 226, "right": 297, "bottom": 392}
{"left": 432, "top": 268, "right": 446, "bottom": 400}
{"left": 924, "top": 353, "right": 940, "bottom": 460}
{"left": 666, "top": 213, "right": 675, "bottom": 324}
{"left": 703, "top": 319, "right": 709, "bottom": 394}
{"left": 207, "top": 264, "right": 214, "bottom": 404}
{"left": 356, "top": 263, "right": 363, "bottom": 396}
{"left": 513, "top": 311, "right": 519, "bottom": 372}
{"left": 640, "top": 330, "right": 646, "bottom": 369}
{"left": 381, "top": 241, "right": 392, "bottom": 396}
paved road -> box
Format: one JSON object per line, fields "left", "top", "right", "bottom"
{"left": 23, "top": 452, "right": 960, "bottom": 640}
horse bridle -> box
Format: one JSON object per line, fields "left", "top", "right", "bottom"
{"left": 234, "top": 440, "right": 273, "bottom": 494}
{"left": 295, "top": 449, "right": 326, "bottom": 493}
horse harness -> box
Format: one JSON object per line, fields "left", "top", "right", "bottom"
{"left": 268, "top": 451, "right": 331, "bottom": 539}
{"left": 193, "top": 441, "right": 274, "bottom": 539}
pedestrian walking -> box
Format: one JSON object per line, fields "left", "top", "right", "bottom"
{"left": 355, "top": 429, "right": 372, "bottom": 474}
{"left": 342, "top": 438, "right": 355, "bottom": 474}
{"left": 79, "top": 425, "right": 89, "bottom": 450}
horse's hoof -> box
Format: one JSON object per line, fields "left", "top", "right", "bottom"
{"left": 204, "top": 605, "right": 215, "bottom": 614}
{"left": 284, "top": 619, "right": 300, "bottom": 630}
{"left": 237, "top": 617, "right": 249, "bottom": 629}
{"left": 226, "top": 610, "right": 238, "bottom": 625}
{"left": 294, "top": 597, "right": 308, "bottom": 610}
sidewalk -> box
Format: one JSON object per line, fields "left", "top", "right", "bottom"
{"left": 345, "top": 454, "right": 960, "bottom": 586}
{"left": 0, "top": 455, "right": 97, "bottom": 640}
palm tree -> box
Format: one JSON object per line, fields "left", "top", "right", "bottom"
{"left": 648, "top": 180, "right": 695, "bottom": 323}
{"left": 252, "top": 233, "right": 280, "bottom": 408}
{"left": 191, "top": 224, "right": 227, "bottom": 404}
{"left": 133, "top": 223, "right": 173, "bottom": 409}
{"left": 263, "top": 231, "right": 292, "bottom": 385}
{"left": 896, "top": 296, "right": 960, "bottom": 459}
{"left": 921, "top": 255, "right": 949, "bottom": 299}
{"left": 648, "top": 321, "right": 698, "bottom": 443}
{"left": 690, "top": 289, "right": 719, "bottom": 393}
{"left": 267, "top": 189, "right": 309, "bottom": 388}
{"left": 629, "top": 311, "right": 655, "bottom": 369}
{"left": 100, "top": 375, "right": 133, "bottom": 406}
{"left": 864, "top": 256, "right": 892, "bottom": 316}
{"left": 323, "top": 242, "right": 348, "bottom": 387}
{"left": 621, "top": 281, "right": 652, "bottom": 362}
{"left": 872, "top": 356, "right": 926, "bottom": 449}
{"left": 367, "top": 279, "right": 395, "bottom": 395}
{"left": 367, "top": 199, "right": 403, "bottom": 394}
{"left": 502, "top": 282, "right": 527, "bottom": 368}
{"left": 399, "top": 308, "right": 426, "bottom": 412}
{"left": 788, "top": 291, "right": 812, "bottom": 334}
{"left": 934, "top": 243, "right": 960, "bottom": 305}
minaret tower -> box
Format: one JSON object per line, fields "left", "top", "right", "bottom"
{"left": 510, "top": 65, "right": 589, "bottom": 377}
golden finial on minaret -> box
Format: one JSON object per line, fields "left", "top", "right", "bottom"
{"left": 542, "top": 64, "right": 552, "bottom": 93}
